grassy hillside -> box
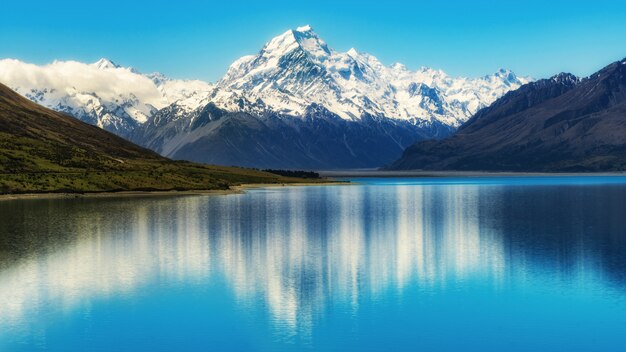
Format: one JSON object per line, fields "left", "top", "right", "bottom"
{"left": 0, "top": 83, "right": 318, "bottom": 194}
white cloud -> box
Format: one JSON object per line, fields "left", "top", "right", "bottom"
{"left": 0, "top": 58, "right": 167, "bottom": 109}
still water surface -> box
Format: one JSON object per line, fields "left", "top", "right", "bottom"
{"left": 1, "top": 177, "right": 626, "bottom": 351}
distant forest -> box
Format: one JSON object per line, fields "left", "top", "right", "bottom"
{"left": 263, "top": 169, "right": 321, "bottom": 179}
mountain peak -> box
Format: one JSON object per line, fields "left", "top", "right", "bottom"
{"left": 347, "top": 48, "right": 359, "bottom": 56}
{"left": 93, "top": 58, "right": 120, "bottom": 70}
{"left": 261, "top": 26, "right": 331, "bottom": 61}
{"left": 487, "top": 68, "right": 520, "bottom": 82}
{"left": 391, "top": 62, "right": 407, "bottom": 71}
{"left": 295, "top": 25, "right": 313, "bottom": 33}
{"left": 146, "top": 72, "right": 168, "bottom": 85}
{"left": 551, "top": 72, "right": 579, "bottom": 85}
{"left": 496, "top": 68, "right": 511, "bottom": 74}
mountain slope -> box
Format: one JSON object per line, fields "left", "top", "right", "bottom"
{"left": 133, "top": 102, "right": 450, "bottom": 169}
{"left": 0, "top": 82, "right": 314, "bottom": 194}
{"left": 388, "top": 58, "right": 626, "bottom": 171}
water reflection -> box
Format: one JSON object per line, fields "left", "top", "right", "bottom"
{"left": 1, "top": 180, "right": 626, "bottom": 348}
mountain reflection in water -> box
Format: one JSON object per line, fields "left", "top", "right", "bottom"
{"left": 1, "top": 178, "right": 626, "bottom": 351}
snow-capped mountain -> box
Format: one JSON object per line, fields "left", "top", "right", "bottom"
{"left": 388, "top": 57, "right": 626, "bottom": 171}
{"left": 0, "top": 58, "right": 212, "bottom": 137}
{"left": 215, "top": 25, "right": 530, "bottom": 127}
{"left": 0, "top": 25, "right": 531, "bottom": 168}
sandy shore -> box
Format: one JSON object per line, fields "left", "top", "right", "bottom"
{"left": 0, "top": 181, "right": 348, "bottom": 201}
{"left": 232, "top": 181, "right": 348, "bottom": 190}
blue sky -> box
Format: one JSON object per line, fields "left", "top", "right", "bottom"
{"left": 1, "top": 0, "right": 625, "bottom": 81}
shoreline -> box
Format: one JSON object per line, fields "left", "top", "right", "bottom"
{"left": 319, "top": 170, "right": 626, "bottom": 178}
{"left": 0, "top": 181, "right": 347, "bottom": 201}
{"left": 6, "top": 171, "right": 626, "bottom": 200}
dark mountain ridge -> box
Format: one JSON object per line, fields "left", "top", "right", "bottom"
{"left": 132, "top": 103, "right": 453, "bottom": 169}
{"left": 388, "top": 58, "right": 626, "bottom": 172}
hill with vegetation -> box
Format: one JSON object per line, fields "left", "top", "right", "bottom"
{"left": 0, "top": 82, "right": 317, "bottom": 194}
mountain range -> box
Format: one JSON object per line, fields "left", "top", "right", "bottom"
{"left": 388, "top": 58, "right": 626, "bottom": 171}
{"left": 0, "top": 26, "right": 529, "bottom": 169}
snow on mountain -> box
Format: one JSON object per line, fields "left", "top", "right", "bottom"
{"left": 0, "top": 58, "right": 212, "bottom": 136}
{"left": 216, "top": 26, "right": 531, "bottom": 127}
{"left": 0, "top": 25, "right": 530, "bottom": 142}
{"left": 145, "top": 72, "right": 214, "bottom": 113}
{"left": 93, "top": 58, "right": 121, "bottom": 70}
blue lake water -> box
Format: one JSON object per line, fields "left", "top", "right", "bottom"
{"left": 1, "top": 176, "right": 626, "bottom": 351}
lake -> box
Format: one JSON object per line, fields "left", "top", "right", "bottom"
{"left": 1, "top": 177, "right": 626, "bottom": 351}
